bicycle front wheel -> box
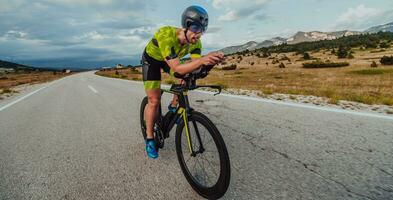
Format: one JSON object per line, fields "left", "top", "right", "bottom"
{"left": 175, "top": 111, "right": 230, "bottom": 199}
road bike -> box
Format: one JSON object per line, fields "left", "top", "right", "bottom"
{"left": 140, "top": 65, "right": 231, "bottom": 199}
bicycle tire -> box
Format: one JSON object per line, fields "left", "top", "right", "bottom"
{"left": 140, "top": 96, "right": 165, "bottom": 148}
{"left": 175, "top": 111, "right": 230, "bottom": 199}
{"left": 139, "top": 96, "right": 148, "bottom": 140}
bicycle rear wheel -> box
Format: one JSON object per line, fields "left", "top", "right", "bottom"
{"left": 139, "top": 96, "right": 149, "bottom": 140}
{"left": 175, "top": 111, "right": 230, "bottom": 199}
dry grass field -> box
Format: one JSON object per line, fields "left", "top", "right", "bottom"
{"left": 0, "top": 71, "right": 73, "bottom": 96}
{"left": 96, "top": 47, "right": 393, "bottom": 106}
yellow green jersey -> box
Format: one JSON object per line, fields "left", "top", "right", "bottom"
{"left": 145, "top": 26, "right": 202, "bottom": 61}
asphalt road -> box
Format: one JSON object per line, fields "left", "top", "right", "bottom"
{"left": 1, "top": 71, "right": 392, "bottom": 200}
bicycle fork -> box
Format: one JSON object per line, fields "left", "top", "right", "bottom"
{"left": 178, "top": 108, "right": 205, "bottom": 157}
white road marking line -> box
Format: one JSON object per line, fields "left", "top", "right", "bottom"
{"left": 195, "top": 90, "right": 393, "bottom": 120}
{"left": 88, "top": 85, "right": 98, "bottom": 93}
{"left": 94, "top": 72, "right": 393, "bottom": 120}
{"left": 0, "top": 86, "right": 48, "bottom": 112}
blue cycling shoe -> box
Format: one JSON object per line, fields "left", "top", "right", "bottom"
{"left": 146, "top": 139, "right": 158, "bottom": 159}
{"left": 168, "top": 104, "right": 177, "bottom": 113}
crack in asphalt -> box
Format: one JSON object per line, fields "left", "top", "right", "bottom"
{"left": 193, "top": 101, "right": 392, "bottom": 199}
{"left": 207, "top": 112, "right": 379, "bottom": 200}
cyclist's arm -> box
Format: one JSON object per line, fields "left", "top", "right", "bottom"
{"left": 165, "top": 58, "right": 203, "bottom": 76}
{"left": 165, "top": 54, "right": 222, "bottom": 76}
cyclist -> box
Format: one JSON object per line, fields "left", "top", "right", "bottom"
{"left": 141, "top": 5, "right": 224, "bottom": 159}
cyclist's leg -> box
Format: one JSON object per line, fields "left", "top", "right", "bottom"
{"left": 142, "top": 51, "right": 162, "bottom": 158}
{"left": 168, "top": 69, "right": 181, "bottom": 107}
{"left": 142, "top": 51, "right": 163, "bottom": 140}
{"left": 145, "top": 87, "right": 160, "bottom": 139}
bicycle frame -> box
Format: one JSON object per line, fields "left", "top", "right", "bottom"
{"left": 160, "top": 87, "right": 205, "bottom": 156}
{"left": 156, "top": 65, "right": 221, "bottom": 156}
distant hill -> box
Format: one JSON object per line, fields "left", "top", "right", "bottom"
{"left": 0, "top": 60, "right": 36, "bottom": 71}
{"left": 220, "top": 21, "right": 392, "bottom": 54}
{"left": 365, "top": 22, "right": 393, "bottom": 33}
{"left": 220, "top": 41, "right": 258, "bottom": 55}
{"left": 286, "top": 30, "right": 361, "bottom": 44}
{"left": 0, "top": 60, "right": 61, "bottom": 72}
{"left": 234, "top": 31, "right": 393, "bottom": 56}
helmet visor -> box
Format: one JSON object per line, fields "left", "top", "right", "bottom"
{"left": 189, "top": 22, "right": 205, "bottom": 34}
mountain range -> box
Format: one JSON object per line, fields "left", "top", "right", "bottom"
{"left": 220, "top": 21, "right": 393, "bottom": 54}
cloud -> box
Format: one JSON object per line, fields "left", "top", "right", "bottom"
{"left": 218, "top": 10, "right": 238, "bottom": 21}
{"left": 331, "top": 4, "right": 393, "bottom": 30}
{"left": 4, "top": 30, "right": 28, "bottom": 39}
{"left": 206, "top": 27, "right": 222, "bottom": 34}
{"left": 254, "top": 13, "right": 269, "bottom": 21}
{"left": 0, "top": 0, "right": 156, "bottom": 67}
{"left": 214, "top": 0, "right": 271, "bottom": 22}
{"left": 337, "top": 5, "right": 381, "bottom": 24}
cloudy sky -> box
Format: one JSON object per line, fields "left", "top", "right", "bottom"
{"left": 1, "top": 0, "right": 392, "bottom": 68}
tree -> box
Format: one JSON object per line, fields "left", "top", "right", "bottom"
{"left": 337, "top": 45, "right": 348, "bottom": 59}
{"left": 380, "top": 56, "right": 393, "bottom": 65}
{"left": 365, "top": 40, "right": 378, "bottom": 49}
{"left": 262, "top": 51, "right": 271, "bottom": 58}
{"left": 380, "top": 42, "right": 390, "bottom": 48}
{"left": 303, "top": 52, "right": 311, "bottom": 60}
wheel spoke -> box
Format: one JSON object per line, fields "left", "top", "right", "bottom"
{"left": 185, "top": 154, "right": 192, "bottom": 164}
{"left": 196, "top": 157, "right": 208, "bottom": 185}
{"left": 200, "top": 156, "right": 214, "bottom": 185}
{"left": 201, "top": 156, "right": 219, "bottom": 177}
{"left": 177, "top": 113, "right": 230, "bottom": 193}
{"left": 204, "top": 137, "right": 214, "bottom": 146}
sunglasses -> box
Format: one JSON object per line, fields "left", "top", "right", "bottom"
{"left": 189, "top": 22, "right": 205, "bottom": 34}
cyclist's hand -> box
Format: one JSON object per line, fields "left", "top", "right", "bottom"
{"left": 207, "top": 51, "right": 225, "bottom": 62}
{"left": 200, "top": 55, "right": 220, "bottom": 66}
{"left": 201, "top": 52, "right": 225, "bottom": 66}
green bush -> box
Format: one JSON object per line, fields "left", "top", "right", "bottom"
{"left": 379, "top": 42, "right": 390, "bottom": 48}
{"left": 380, "top": 56, "right": 393, "bottom": 65}
{"left": 303, "top": 61, "right": 349, "bottom": 68}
